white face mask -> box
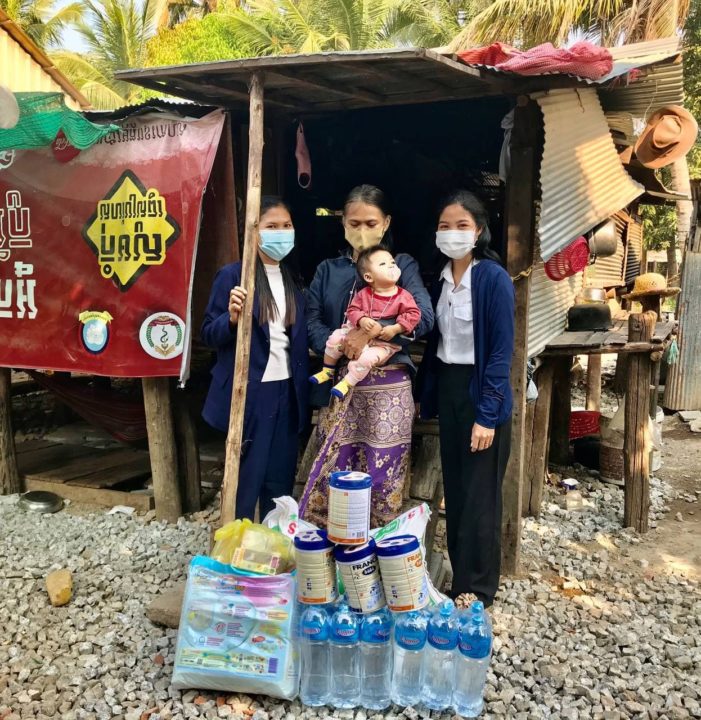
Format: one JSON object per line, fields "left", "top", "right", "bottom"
{"left": 436, "top": 230, "right": 476, "bottom": 259}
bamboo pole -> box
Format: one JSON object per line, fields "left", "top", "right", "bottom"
{"left": 0, "top": 368, "right": 20, "bottom": 495}
{"left": 220, "top": 72, "right": 265, "bottom": 525}
{"left": 623, "top": 312, "right": 656, "bottom": 533}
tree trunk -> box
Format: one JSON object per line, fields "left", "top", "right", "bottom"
{"left": 669, "top": 156, "right": 692, "bottom": 286}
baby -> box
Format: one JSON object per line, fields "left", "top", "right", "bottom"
{"left": 310, "top": 246, "right": 421, "bottom": 399}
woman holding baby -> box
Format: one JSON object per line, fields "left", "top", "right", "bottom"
{"left": 299, "top": 185, "right": 434, "bottom": 529}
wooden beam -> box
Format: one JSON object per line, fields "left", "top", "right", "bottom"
{"left": 174, "top": 392, "right": 201, "bottom": 514}
{"left": 0, "top": 368, "right": 20, "bottom": 495}
{"left": 524, "top": 361, "right": 555, "bottom": 518}
{"left": 143, "top": 377, "right": 182, "bottom": 523}
{"left": 24, "top": 478, "right": 153, "bottom": 512}
{"left": 586, "top": 354, "right": 602, "bottom": 411}
{"left": 266, "top": 70, "right": 384, "bottom": 105}
{"left": 624, "top": 312, "right": 656, "bottom": 532}
{"left": 543, "top": 342, "right": 665, "bottom": 357}
{"left": 501, "top": 97, "right": 541, "bottom": 576}
{"left": 549, "top": 356, "right": 572, "bottom": 466}
{"left": 220, "top": 72, "right": 265, "bottom": 526}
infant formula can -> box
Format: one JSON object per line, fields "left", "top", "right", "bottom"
{"left": 294, "top": 529, "right": 338, "bottom": 605}
{"left": 335, "top": 540, "right": 386, "bottom": 614}
{"left": 327, "top": 471, "right": 372, "bottom": 545}
{"left": 376, "top": 535, "right": 429, "bottom": 612}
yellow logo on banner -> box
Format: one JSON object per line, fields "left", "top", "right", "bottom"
{"left": 82, "top": 170, "right": 180, "bottom": 291}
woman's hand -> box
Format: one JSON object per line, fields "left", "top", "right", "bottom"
{"left": 344, "top": 326, "right": 377, "bottom": 359}
{"left": 359, "top": 317, "right": 382, "bottom": 334}
{"left": 228, "top": 286, "right": 247, "bottom": 325}
{"left": 471, "top": 422, "right": 494, "bottom": 452}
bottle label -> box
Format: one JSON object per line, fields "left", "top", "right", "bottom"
{"left": 458, "top": 635, "right": 491, "bottom": 659}
{"left": 428, "top": 630, "right": 458, "bottom": 650}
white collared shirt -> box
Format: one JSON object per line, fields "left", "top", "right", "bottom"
{"left": 436, "top": 260, "right": 477, "bottom": 365}
{"left": 262, "top": 264, "right": 291, "bottom": 382}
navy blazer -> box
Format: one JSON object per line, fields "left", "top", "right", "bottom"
{"left": 416, "top": 259, "right": 515, "bottom": 429}
{"left": 200, "top": 262, "right": 309, "bottom": 434}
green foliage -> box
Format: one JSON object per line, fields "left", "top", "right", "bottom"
{"left": 146, "top": 14, "right": 247, "bottom": 66}
{"left": 0, "top": 0, "right": 83, "bottom": 47}
{"left": 641, "top": 204, "right": 676, "bottom": 251}
{"left": 683, "top": 1, "right": 701, "bottom": 180}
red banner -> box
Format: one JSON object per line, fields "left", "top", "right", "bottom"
{"left": 0, "top": 109, "right": 224, "bottom": 379}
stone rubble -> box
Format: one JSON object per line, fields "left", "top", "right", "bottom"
{"left": 0, "top": 471, "right": 699, "bottom": 720}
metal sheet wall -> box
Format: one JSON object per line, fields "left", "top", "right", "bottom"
{"left": 589, "top": 213, "right": 627, "bottom": 288}
{"left": 527, "top": 263, "right": 583, "bottom": 358}
{"left": 625, "top": 219, "right": 644, "bottom": 285}
{"left": 536, "top": 88, "right": 644, "bottom": 262}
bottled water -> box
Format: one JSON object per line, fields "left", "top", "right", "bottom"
{"left": 453, "top": 601, "right": 493, "bottom": 718}
{"left": 329, "top": 602, "right": 360, "bottom": 709}
{"left": 360, "top": 607, "right": 393, "bottom": 710}
{"left": 421, "top": 599, "right": 458, "bottom": 711}
{"left": 390, "top": 609, "right": 428, "bottom": 707}
{"left": 299, "top": 605, "right": 331, "bottom": 707}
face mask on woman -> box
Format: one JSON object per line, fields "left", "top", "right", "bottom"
{"left": 259, "top": 229, "right": 295, "bottom": 261}
{"left": 435, "top": 229, "right": 477, "bottom": 259}
{"left": 345, "top": 225, "right": 386, "bottom": 252}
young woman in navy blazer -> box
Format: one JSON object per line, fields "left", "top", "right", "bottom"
{"left": 201, "top": 197, "right": 309, "bottom": 520}
{"left": 417, "top": 190, "right": 515, "bottom": 608}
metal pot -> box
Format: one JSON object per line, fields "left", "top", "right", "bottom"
{"left": 587, "top": 219, "right": 617, "bottom": 258}
{"left": 578, "top": 287, "right": 607, "bottom": 303}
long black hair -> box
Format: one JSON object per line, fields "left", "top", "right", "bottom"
{"left": 437, "top": 190, "right": 502, "bottom": 263}
{"left": 343, "top": 184, "right": 394, "bottom": 249}
{"left": 256, "top": 195, "right": 301, "bottom": 327}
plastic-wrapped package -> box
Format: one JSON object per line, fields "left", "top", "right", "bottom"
{"left": 171, "top": 557, "right": 299, "bottom": 699}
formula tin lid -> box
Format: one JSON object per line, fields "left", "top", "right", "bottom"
{"left": 329, "top": 470, "right": 372, "bottom": 490}
{"left": 334, "top": 539, "right": 377, "bottom": 563}
{"left": 294, "top": 529, "right": 334, "bottom": 551}
{"left": 375, "top": 534, "right": 420, "bottom": 557}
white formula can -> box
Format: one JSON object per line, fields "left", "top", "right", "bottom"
{"left": 327, "top": 471, "right": 372, "bottom": 545}
{"left": 294, "top": 529, "right": 338, "bottom": 605}
{"left": 376, "top": 535, "right": 429, "bottom": 612}
{"left": 334, "top": 540, "right": 386, "bottom": 614}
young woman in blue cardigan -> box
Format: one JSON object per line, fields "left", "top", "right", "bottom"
{"left": 201, "top": 197, "right": 309, "bottom": 521}
{"left": 417, "top": 190, "right": 515, "bottom": 607}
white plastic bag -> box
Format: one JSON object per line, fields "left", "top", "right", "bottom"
{"left": 171, "top": 557, "right": 299, "bottom": 699}
{"left": 262, "top": 496, "right": 316, "bottom": 540}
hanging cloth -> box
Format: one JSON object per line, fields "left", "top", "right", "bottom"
{"left": 295, "top": 122, "right": 312, "bottom": 189}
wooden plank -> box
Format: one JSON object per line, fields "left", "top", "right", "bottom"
{"left": 143, "top": 377, "right": 182, "bottom": 523}
{"left": 542, "top": 342, "right": 665, "bottom": 357}
{"left": 14, "top": 438, "right": 57, "bottom": 456}
{"left": 545, "top": 331, "right": 596, "bottom": 348}
{"left": 549, "top": 356, "right": 572, "bottom": 466}
{"left": 520, "top": 396, "right": 537, "bottom": 517}
{"left": 24, "top": 477, "right": 154, "bottom": 512}
{"left": 221, "top": 72, "right": 265, "bottom": 526}
{"left": 266, "top": 70, "right": 384, "bottom": 104}
{"left": 0, "top": 367, "right": 20, "bottom": 495}
{"left": 525, "top": 361, "right": 555, "bottom": 518}
{"left": 64, "top": 457, "right": 151, "bottom": 488}
{"left": 174, "top": 394, "right": 202, "bottom": 513}
{"left": 28, "top": 449, "right": 148, "bottom": 486}
{"left": 16, "top": 444, "right": 94, "bottom": 476}
{"left": 410, "top": 435, "right": 442, "bottom": 501}
{"left": 624, "top": 312, "right": 655, "bottom": 532}
{"left": 501, "top": 97, "right": 541, "bottom": 576}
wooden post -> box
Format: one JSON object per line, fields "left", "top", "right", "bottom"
{"left": 549, "top": 356, "right": 572, "bottom": 466}
{"left": 623, "top": 312, "right": 656, "bottom": 532}
{"left": 143, "top": 377, "right": 182, "bottom": 523}
{"left": 640, "top": 295, "right": 661, "bottom": 418}
{"left": 220, "top": 72, "right": 265, "bottom": 526}
{"left": 524, "top": 361, "right": 555, "bottom": 517}
{"left": 174, "top": 391, "right": 201, "bottom": 513}
{"left": 501, "top": 97, "right": 541, "bottom": 575}
{"left": 585, "top": 354, "right": 602, "bottom": 412}
{"left": 0, "top": 368, "right": 20, "bottom": 495}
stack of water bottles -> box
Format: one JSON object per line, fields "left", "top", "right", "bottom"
{"left": 294, "top": 469, "right": 493, "bottom": 715}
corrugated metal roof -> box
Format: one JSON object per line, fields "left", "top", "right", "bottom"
{"left": 535, "top": 88, "right": 644, "bottom": 262}
{"left": 527, "top": 262, "right": 583, "bottom": 358}
{"left": 0, "top": 9, "right": 88, "bottom": 108}
{"left": 625, "top": 217, "right": 644, "bottom": 285}
{"left": 599, "top": 59, "right": 684, "bottom": 119}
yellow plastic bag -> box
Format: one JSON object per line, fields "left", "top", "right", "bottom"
{"left": 211, "top": 518, "right": 252, "bottom": 564}
{"left": 231, "top": 525, "right": 294, "bottom": 576}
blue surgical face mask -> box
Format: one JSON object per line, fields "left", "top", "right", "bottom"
{"left": 259, "top": 229, "right": 295, "bottom": 261}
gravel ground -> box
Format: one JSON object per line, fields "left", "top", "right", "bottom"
{"left": 0, "top": 452, "right": 699, "bottom": 720}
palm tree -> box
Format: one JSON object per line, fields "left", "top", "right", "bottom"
{"left": 0, "top": 0, "right": 83, "bottom": 48}
{"left": 52, "top": 0, "right": 168, "bottom": 109}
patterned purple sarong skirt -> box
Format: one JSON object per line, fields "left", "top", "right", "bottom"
{"left": 299, "top": 365, "right": 414, "bottom": 529}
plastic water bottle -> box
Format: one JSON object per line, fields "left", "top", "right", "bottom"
{"left": 390, "top": 609, "right": 428, "bottom": 707}
{"left": 299, "top": 605, "right": 331, "bottom": 706}
{"left": 360, "top": 607, "right": 393, "bottom": 710}
{"left": 329, "top": 602, "right": 360, "bottom": 709}
{"left": 453, "top": 601, "right": 493, "bottom": 718}
{"left": 421, "top": 599, "right": 458, "bottom": 711}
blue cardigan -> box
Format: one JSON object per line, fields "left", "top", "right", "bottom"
{"left": 200, "top": 262, "right": 309, "bottom": 434}
{"left": 417, "top": 259, "right": 515, "bottom": 429}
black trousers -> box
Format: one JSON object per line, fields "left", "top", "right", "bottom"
{"left": 437, "top": 362, "right": 511, "bottom": 606}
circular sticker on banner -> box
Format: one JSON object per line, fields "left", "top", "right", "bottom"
{"left": 78, "top": 310, "right": 113, "bottom": 354}
{"left": 139, "top": 312, "right": 185, "bottom": 360}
